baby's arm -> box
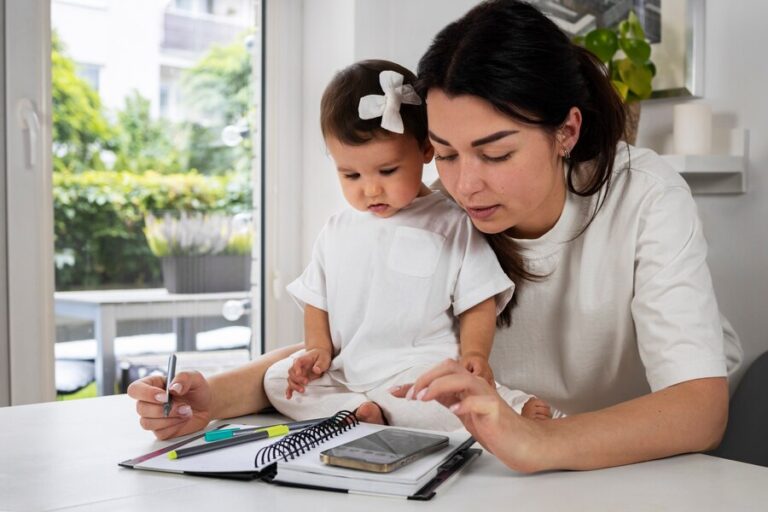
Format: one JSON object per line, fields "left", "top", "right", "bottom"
{"left": 286, "top": 304, "right": 334, "bottom": 399}
{"left": 458, "top": 297, "right": 497, "bottom": 385}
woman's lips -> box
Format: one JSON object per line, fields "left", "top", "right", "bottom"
{"left": 466, "top": 205, "right": 499, "bottom": 220}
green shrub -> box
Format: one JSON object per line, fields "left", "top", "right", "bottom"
{"left": 53, "top": 170, "right": 251, "bottom": 290}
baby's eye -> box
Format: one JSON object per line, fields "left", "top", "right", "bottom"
{"left": 434, "top": 153, "right": 458, "bottom": 162}
{"left": 481, "top": 152, "right": 513, "bottom": 163}
{"left": 379, "top": 167, "right": 398, "bottom": 176}
{"left": 341, "top": 173, "right": 360, "bottom": 180}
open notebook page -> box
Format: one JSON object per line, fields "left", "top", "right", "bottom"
{"left": 135, "top": 423, "right": 280, "bottom": 473}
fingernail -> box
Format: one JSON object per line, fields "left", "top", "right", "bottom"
{"left": 449, "top": 403, "right": 460, "bottom": 414}
{"left": 405, "top": 387, "right": 415, "bottom": 400}
{"left": 170, "top": 383, "right": 182, "bottom": 393}
{"left": 178, "top": 405, "right": 192, "bottom": 416}
{"left": 155, "top": 393, "right": 167, "bottom": 403}
{"left": 416, "top": 388, "right": 428, "bottom": 401}
{"left": 387, "top": 386, "right": 400, "bottom": 394}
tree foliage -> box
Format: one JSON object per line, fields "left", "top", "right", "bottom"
{"left": 51, "top": 32, "right": 115, "bottom": 172}
{"left": 113, "top": 91, "right": 186, "bottom": 174}
{"left": 180, "top": 33, "right": 254, "bottom": 175}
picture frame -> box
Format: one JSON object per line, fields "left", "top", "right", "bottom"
{"left": 650, "top": 0, "right": 705, "bottom": 98}
{"left": 532, "top": 0, "right": 705, "bottom": 99}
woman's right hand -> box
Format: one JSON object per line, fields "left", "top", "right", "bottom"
{"left": 390, "top": 359, "right": 548, "bottom": 474}
{"left": 127, "top": 370, "right": 213, "bottom": 440}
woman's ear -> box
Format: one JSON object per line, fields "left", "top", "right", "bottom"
{"left": 558, "top": 107, "right": 582, "bottom": 156}
{"left": 422, "top": 141, "right": 435, "bottom": 163}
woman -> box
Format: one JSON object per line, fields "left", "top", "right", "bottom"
{"left": 389, "top": 0, "right": 741, "bottom": 472}
{"left": 128, "top": 0, "right": 742, "bottom": 472}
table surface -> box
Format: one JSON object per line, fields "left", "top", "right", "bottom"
{"left": 2, "top": 395, "right": 768, "bottom": 512}
{"left": 54, "top": 288, "right": 249, "bottom": 305}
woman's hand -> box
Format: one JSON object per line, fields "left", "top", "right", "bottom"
{"left": 127, "top": 370, "right": 213, "bottom": 440}
{"left": 391, "top": 359, "right": 547, "bottom": 473}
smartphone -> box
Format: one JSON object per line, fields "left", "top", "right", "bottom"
{"left": 319, "top": 428, "right": 449, "bottom": 473}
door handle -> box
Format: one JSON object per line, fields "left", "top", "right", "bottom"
{"left": 17, "top": 98, "right": 41, "bottom": 170}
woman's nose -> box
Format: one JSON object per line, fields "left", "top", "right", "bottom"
{"left": 455, "top": 159, "right": 484, "bottom": 196}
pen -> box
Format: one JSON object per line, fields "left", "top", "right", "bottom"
{"left": 203, "top": 417, "right": 328, "bottom": 442}
{"left": 168, "top": 425, "right": 290, "bottom": 459}
{"left": 163, "top": 353, "right": 177, "bottom": 418}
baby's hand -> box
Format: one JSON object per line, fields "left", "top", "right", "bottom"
{"left": 286, "top": 348, "right": 332, "bottom": 399}
{"left": 460, "top": 352, "right": 495, "bottom": 386}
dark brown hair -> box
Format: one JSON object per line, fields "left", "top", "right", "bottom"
{"left": 417, "top": 0, "right": 627, "bottom": 326}
{"left": 320, "top": 60, "right": 428, "bottom": 146}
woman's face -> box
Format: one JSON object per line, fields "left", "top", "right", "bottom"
{"left": 426, "top": 89, "right": 579, "bottom": 238}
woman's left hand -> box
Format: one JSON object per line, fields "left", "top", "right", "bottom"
{"left": 390, "top": 359, "right": 547, "bottom": 473}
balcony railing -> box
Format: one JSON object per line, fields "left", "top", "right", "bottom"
{"left": 162, "top": 10, "right": 248, "bottom": 54}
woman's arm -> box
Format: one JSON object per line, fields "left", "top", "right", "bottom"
{"left": 209, "top": 343, "right": 304, "bottom": 419}
{"left": 394, "top": 360, "right": 728, "bottom": 473}
{"left": 532, "top": 376, "right": 728, "bottom": 471}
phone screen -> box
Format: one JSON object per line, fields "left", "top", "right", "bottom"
{"left": 320, "top": 429, "right": 449, "bottom": 473}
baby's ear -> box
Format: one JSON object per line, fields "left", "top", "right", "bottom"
{"left": 422, "top": 141, "right": 435, "bottom": 163}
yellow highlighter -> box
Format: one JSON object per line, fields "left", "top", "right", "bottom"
{"left": 168, "top": 425, "right": 289, "bottom": 460}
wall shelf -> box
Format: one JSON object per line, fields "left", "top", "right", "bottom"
{"left": 661, "top": 129, "right": 749, "bottom": 195}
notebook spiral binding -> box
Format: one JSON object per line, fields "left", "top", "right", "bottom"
{"left": 254, "top": 410, "right": 359, "bottom": 467}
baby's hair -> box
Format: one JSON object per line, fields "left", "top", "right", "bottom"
{"left": 320, "top": 60, "right": 428, "bottom": 147}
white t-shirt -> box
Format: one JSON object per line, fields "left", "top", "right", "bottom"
{"left": 287, "top": 191, "right": 514, "bottom": 392}
{"left": 490, "top": 144, "right": 743, "bottom": 414}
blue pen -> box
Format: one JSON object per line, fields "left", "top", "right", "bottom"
{"left": 204, "top": 417, "right": 327, "bottom": 442}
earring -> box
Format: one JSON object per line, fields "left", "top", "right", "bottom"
{"left": 562, "top": 146, "right": 571, "bottom": 160}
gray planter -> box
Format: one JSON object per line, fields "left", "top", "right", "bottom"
{"left": 161, "top": 254, "right": 251, "bottom": 294}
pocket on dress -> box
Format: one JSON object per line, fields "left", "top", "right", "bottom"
{"left": 386, "top": 226, "right": 445, "bottom": 278}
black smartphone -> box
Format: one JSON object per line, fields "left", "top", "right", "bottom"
{"left": 319, "top": 428, "right": 449, "bottom": 473}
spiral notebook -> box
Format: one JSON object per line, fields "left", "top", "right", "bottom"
{"left": 119, "top": 411, "right": 480, "bottom": 500}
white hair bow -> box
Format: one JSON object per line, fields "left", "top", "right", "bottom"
{"left": 358, "top": 70, "right": 422, "bottom": 134}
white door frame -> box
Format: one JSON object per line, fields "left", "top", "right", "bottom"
{"left": 2, "top": 0, "right": 56, "bottom": 405}
{"left": 0, "top": 0, "right": 9, "bottom": 406}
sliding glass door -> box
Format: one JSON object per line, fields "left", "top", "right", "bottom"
{"left": 2, "top": 0, "right": 56, "bottom": 405}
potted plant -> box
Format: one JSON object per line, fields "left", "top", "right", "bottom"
{"left": 144, "top": 211, "right": 252, "bottom": 293}
{"left": 574, "top": 11, "right": 655, "bottom": 144}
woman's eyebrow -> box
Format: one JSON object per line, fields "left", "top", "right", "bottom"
{"left": 470, "top": 130, "right": 519, "bottom": 147}
{"left": 428, "top": 130, "right": 451, "bottom": 146}
{"left": 428, "top": 129, "right": 519, "bottom": 147}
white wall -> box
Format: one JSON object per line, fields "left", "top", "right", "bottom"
{"left": 292, "top": 0, "right": 768, "bottom": 375}
{"left": 636, "top": 0, "right": 768, "bottom": 377}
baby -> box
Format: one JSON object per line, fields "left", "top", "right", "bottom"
{"left": 263, "top": 60, "right": 553, "bottom": 430}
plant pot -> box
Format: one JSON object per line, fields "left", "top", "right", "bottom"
{"left": 623, "top": 101, "right": 641, "bottom": 145}
{"left": 161, "top": 254, "right": 251, "bottom": 294}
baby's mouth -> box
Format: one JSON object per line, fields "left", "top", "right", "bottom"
{"left": 368, "top": 203, "right": 389, "bottom": 213}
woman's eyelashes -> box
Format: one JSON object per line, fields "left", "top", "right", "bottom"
{"left": 435, "top": 152, "right": 513, "bottom": 163}
{"left": 481, "top": 152, "right": 513, "bottom": 163}
{"left": 434, "top": 153, "right": 458, "bottom": 162}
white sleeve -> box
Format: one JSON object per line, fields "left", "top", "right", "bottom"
{"left": 631, "top": 184, "right": 730, "bottom": 391}
{"left": 452, "top": 217, "right": 514, "bottom": 316}
{"left": 285, "top": 225, "right": 328, "bottom": 312}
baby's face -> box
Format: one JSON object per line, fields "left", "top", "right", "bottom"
{"left": 327, "top": 134, "right": 434, "bottom": 218}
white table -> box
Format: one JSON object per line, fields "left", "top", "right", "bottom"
{"left": 2, "top": 395, "right": 768, "bottom": 511}
{"left": 54, "top": 289, "right": 249, "bottom": 395}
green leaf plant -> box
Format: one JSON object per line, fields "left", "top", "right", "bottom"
{"left": 574, "top": 11, "right": 656, "bottom": 102}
